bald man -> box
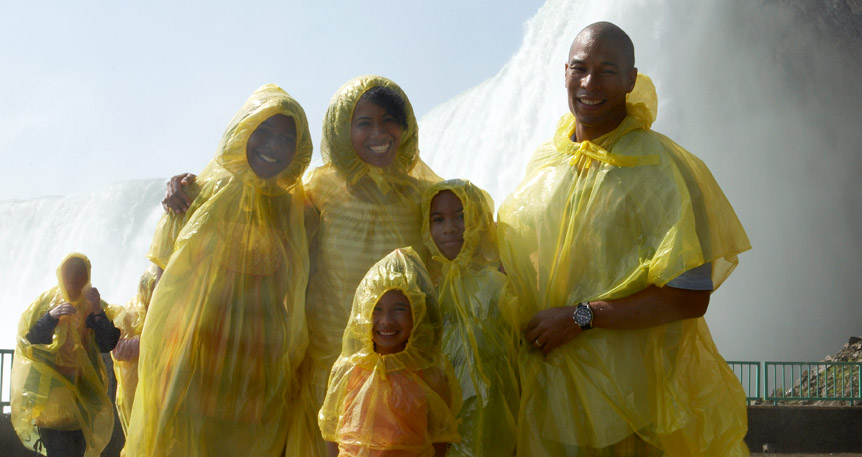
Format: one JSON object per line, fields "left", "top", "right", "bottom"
{"left": 497, "top": 22, "right": 751, "bottom": 456}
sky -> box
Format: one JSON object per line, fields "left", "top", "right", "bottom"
{"left": 0, "top": 0, "right": 542, "bottom": 201}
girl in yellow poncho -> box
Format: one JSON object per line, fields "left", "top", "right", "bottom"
{"left": 11, "top": 253, "right": 120, "bottom": 457}
{"left": 421, "top": 179, "right": 519, "bottom": 457}
{"left": 304, "top": 76, "right": 442, "bottom": 438}
{"left": 125, "top": 84, "right": 312, "bottom": 457}
{"left": 497, "top": 74, "right": 751, "bottom": 456}
{"left": 319, "top": 247, "right": 461, "bottom": 457}
{"left": 109, "top": 265, "right": 158, "bottom": 451}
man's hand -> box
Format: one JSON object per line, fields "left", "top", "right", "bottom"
{"left": 113, "top": 336, "right": 140, "bottom": 361}
{"left": 162, "top": 173, "right": 196, "bottom": 214}
{"left": 48, "top": 303, "right": 77, "bottom": 319}
{"left": 524, "top": 305, "right": 581, "bottom": 355}
{"left": 85, "top": 288, "right": 102, "bottom": 314}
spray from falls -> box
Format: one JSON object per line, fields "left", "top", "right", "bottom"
{"left": 1, "top": 0, "right": 860, "bottom": 363}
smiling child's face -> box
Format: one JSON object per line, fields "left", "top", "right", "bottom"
{"left": 372, "top": 289, "right": 413, "bottom": 355}
{"left": 429, "top": 190, "right": 465, "bottom": 261}
{"left": 246, "top": 114, "right": 297, "bottom": 179}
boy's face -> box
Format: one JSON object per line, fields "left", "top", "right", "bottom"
{"left": 372, "top": 289, "right": 413, "bottom": 355}
{"left": 351, "top": 99, "right": 402, "bottom": 168}
{"left": 429, "top": 190, "right": 465, "bottom": 261}
{"left": 246, "top": 114, "right": 297, "bottom": 179}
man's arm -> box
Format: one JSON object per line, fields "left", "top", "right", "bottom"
{"left": 525, "top": 285, "right": 709, "bottom": 355}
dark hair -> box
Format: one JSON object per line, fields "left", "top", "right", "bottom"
{"left": 359, "top": 86, "right": 409, "bottom": 129}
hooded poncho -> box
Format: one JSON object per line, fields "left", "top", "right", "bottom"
{"left": 319, "top": 247, "right": 461, "bottom": 457}
{"left": 304, "top": 75, "right": 441, "bottom": 411}
{"left": 125, "top": 84, "right": 313, "bottom": 457}
{"left": 11, "top": 253, "right": 115, "bottom": 457}
{"left": 109, "top": 266, "right": 157, "bottom": 439}
{"left": 421, "top": 180, "right": 520, "bottom": 457}
{"left": 497, "top": 75, "right": 752, "bottom": 456}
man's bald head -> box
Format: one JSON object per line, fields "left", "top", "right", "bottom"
{"left": 564, "top": 21, "right": 638, "bottom": 141}
{"left": 570, "top": 21, "right": 635, "bottom": 71}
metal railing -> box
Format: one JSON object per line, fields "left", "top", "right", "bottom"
{"left": 1, "top": 350, "right": 860, "bottom": 409}
{"left": 764, "top": 361, "right": 862, "bottom": 405}
{"left": 1, "top": 348, "right": 13, "bottom": 414}
{"left": 726, "top": 360, "right": 761, "bottom": 402}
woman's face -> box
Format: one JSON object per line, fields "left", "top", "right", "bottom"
{"left": 350, "top": 99, "right": 403, "bottom": 168}
{"left": 372, "top": 289, "right": 413, "bottom": 355}
{"left": 246, "top": 114, "right": 297, "bottom": 179}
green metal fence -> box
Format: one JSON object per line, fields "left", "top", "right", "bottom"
{"left": 1, "top": 348, "right": 13, "bottom": 413}
{"left": 1, "top": 350, "right": 860, "bottom": 409}
{"left": 726, "top": 360, "right": 761, "bottom": 403}
{"left": 764, "top": 361, "right": 862, "bottom": 405}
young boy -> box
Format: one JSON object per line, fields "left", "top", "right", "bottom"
{"left": 125, "top": 84, "right": 314, "bottom": 457}
{"left": 422, "top": 180, "right": 520, "bottom": 457}
{"left": 11, "top": 253, "right": 120, "bottom": 457}
{"left": 319, "top": 247, "right": 460, "bottom": 457}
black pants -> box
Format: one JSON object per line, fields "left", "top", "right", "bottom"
{"left": 37, "top": 428, "right": 86, "bottom": 457}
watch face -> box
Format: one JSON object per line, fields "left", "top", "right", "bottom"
{"left": 574, "top": 305, "right": 592, "bottom": 326}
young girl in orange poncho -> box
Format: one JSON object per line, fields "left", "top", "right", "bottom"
{"left": 319, "top": 247, "right": 461, "bottom": 457}
{"left": 125, "top": 84, "right": 313, "bottom": 457}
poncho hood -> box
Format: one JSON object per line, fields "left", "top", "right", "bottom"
{"left": 217, "top": 83, "right": 313, "bottom": 195}
{"left": 321, "top": 75, "right": 420, "bottom": 189}
{"left": 422, "top": 179, "right": 499, "bottom": 275}
{"left": 342, "top": 247, "right": 442, "bottom": 372}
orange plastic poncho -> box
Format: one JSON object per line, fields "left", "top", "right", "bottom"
{"left": 319, "top": 247, "right": 461, "bottom": 457}
{"left": 125, "top": 84, "right": 313, "bottom": 457}
{"left": 421, "top": 180, "right": 520, "bottom": 457}
{"left": 497, "top": 75, "right": 752, "bottom": 456}
{"left": 109, "top": 266, "right": 157, "bottom": 440}
{"left": 10, "top": 253, "right": 114, "bottom": 457}
{"left": 304, "top": 75, "right": 441, "bottom": 415}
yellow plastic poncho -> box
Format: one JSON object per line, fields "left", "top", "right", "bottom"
{"left": 304, "top": 75, "right": 441, "bottom": 410}
{"left": 421, "top": 180, "right": 520, "bottom": 457}
{"left": 319, "top": 247, "right": 461, "bottom": 457}
{"left": 497, "top": 75, "right": 752, "bottom": 456}
{"left": 109, "top": 266, "right": 157, "bottom": 439}
{"left": 125, "top": 84, "right": 312, "bottom": 457}
{"left": 11, "top": 253, "right": 114, "bottom": 457}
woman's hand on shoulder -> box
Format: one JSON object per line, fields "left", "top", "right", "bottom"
{"left": 162, "top": 173, "right": 197, "bottom": 214}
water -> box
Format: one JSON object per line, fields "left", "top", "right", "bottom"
{"left": 2, "top": 0, "right": 861, "bottom": 364}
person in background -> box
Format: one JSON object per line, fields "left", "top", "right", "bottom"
{"left": 319, "top": 247, "right": 460, "bottom": 457}
{"left": 421, "top": 179, "right": 519, "bottom": 457}
{"left": 497, "top": 22, "right": 751, "bottom": 456}
{"left": 11, "top": 252, "right": 120, "bottom": 457}
{"left": 109, "top": 265, "right": 159, "bottom": 456}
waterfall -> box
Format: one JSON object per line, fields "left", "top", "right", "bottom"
{"left": 0, "top": 180, "right": 164, "bottom": 348}
{"left": 2, "top": 0, "right": 860, "bottom": 364}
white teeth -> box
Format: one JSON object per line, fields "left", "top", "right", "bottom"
{"left": 368, "top": 143, "right": 390, "bottom": 154}
{"left": 258, "top": 151, "right": 278, "bottom": 163}
{"left": 378, "top": 331, "right": 397, "bottom": 336}
{"left": 579, "top": 97, "right": 602, "bottom": 106}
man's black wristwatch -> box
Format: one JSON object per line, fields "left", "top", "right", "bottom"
{"left": 572, "top": 302, "right": 593, "bottom": 330}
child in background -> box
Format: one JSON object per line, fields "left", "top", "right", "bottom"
{"left": 319, "top": 247, "right": 460, "bottom": 457}
{"left": 125, "top": 84, "right": 314, "bottom": 457}
{"left": 11, "top": 253, "right": 120, "bottom": 457}
{"left": 109, "top": 265, "right": 159, "bottom": 454}
{"left": 422, "top": 180, "right": 520, "bottom": 457}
